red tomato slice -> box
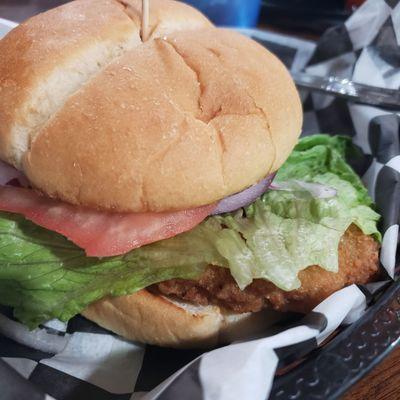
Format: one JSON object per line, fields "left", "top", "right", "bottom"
{"left": 0, "top": 186, "right": 215, "bottom": 257}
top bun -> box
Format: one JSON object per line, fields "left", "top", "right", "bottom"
{"left": 0, "top": 0, "right": 302, "bottom": 212}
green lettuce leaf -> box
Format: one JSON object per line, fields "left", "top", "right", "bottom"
{"left": 0, "top": 213, "right": 220, "bottom": 328}
{"left": 276, "top": 134, "right": 372, "bottom": 206}
{"left": 213, "top": 135, "right": 380, "bottom": 289}
{"left": 0, "top": 134, "right": 380, "bottom": 327}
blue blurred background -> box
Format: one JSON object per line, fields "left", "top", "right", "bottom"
{"left": 182, "top": 0, "right": 262, "bottom": 28}
{"left": 180, "top": 0, "right": 362, "bottom": 33}
{"left": 0, "top": 0, "right": 365, "bottom": 34}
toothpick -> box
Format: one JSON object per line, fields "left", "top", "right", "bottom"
{"left": 141, "top": 0, "right": 149, "bottom": 42}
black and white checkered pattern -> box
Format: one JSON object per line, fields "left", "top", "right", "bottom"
{"left": 0, "top": 308, "right": 147, "bottom": 399}
{"left": 0, "top": 309, "right": 211, "bottom": 400}
{"left": 301, "top": 0, "right": 400, "bottom": 279}
{"left": 1, "top": 1, "right": 399, "bottom": 399}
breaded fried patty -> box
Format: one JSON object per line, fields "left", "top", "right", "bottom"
{"left": 154, "top": 225, "right": 380, "bottom": 314}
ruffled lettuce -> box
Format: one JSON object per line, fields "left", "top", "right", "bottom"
{"left": 0, "top": 135, "right": 380, "bottom": 327}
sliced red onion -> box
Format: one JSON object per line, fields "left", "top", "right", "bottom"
{"left": 270, "top": 180, "right": 337, "bottom": 199}
{"left": 212, "top": 173, "right": 276, "bottom": 215}
{"left": 0, "top": 160, "right": 29, "bottom": 187}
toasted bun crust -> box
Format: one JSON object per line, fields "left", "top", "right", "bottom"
{"left": 0, "top": 0, "right": 302, "bottom": 212}
{"left": 82, "top": 289, "right": 278, "bottom": 348}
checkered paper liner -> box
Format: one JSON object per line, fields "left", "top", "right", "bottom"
{"left": 0, "top": 1, "right": 399, "bottom": 399}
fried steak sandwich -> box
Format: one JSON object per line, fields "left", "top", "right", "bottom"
{"left": 0, "top": 0, "right": 380, "bottom": 347}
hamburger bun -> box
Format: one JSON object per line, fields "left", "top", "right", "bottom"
{"left": 0, "top": 0, "right": 302, "bottom": 213}
{"left": 82, "top": 289, "right": 278, "bottom": 348}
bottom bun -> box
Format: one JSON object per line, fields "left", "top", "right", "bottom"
{"left": 82, "top": 289, "right": 280, "bottom": 348}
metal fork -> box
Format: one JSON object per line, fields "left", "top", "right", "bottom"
{"left": 293, "top": 72, "right": 400, "bottom": 110}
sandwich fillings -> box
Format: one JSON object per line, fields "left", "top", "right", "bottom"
{"left": 0, "top": 134, "right": 380, "bottom": 328}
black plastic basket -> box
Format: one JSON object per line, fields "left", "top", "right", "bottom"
{"left": 270, "top": 278, "right": 400, "bottom": 399}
